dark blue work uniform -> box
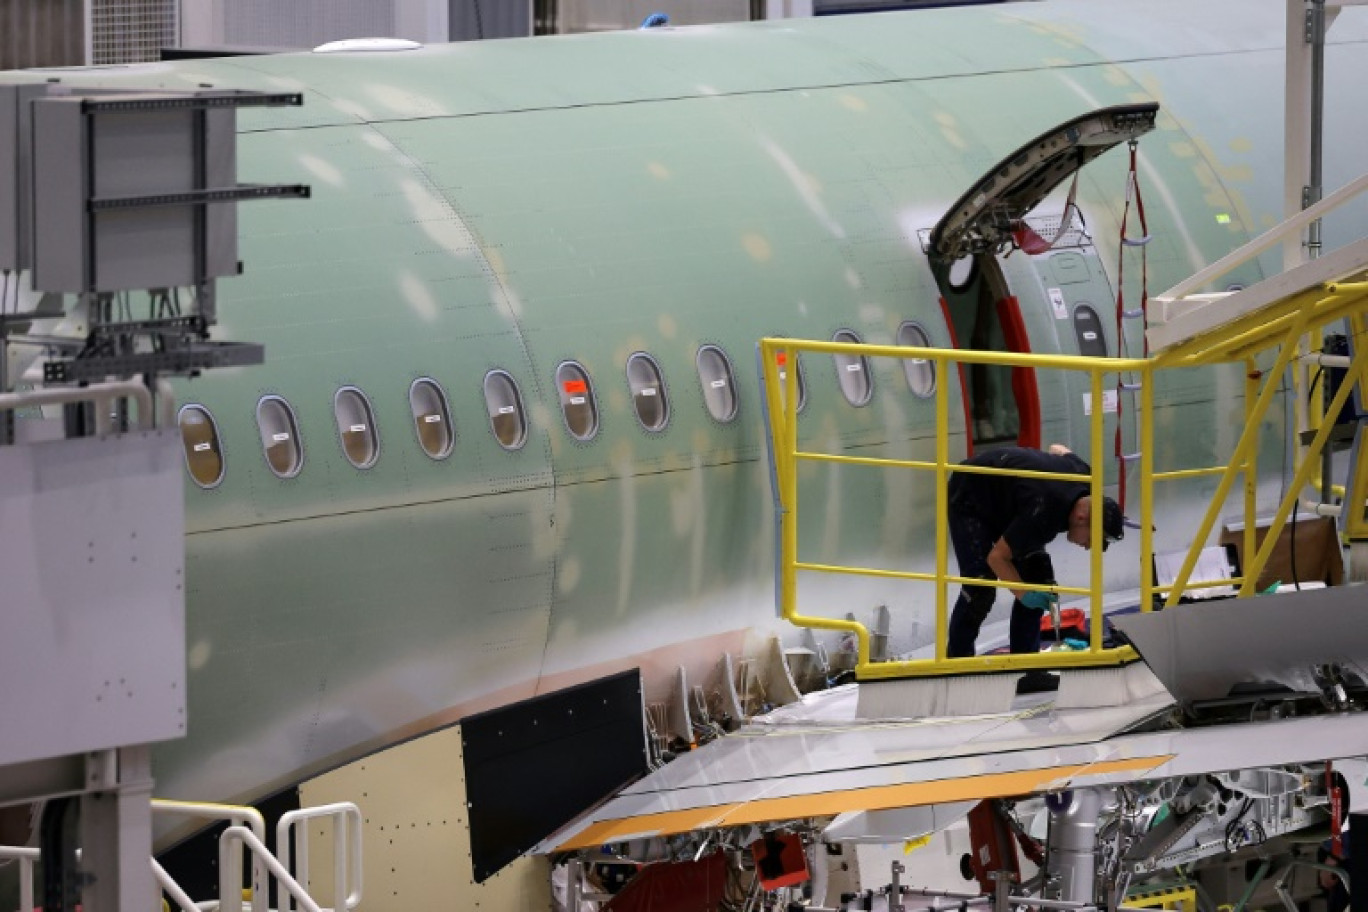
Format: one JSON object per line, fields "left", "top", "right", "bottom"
{"left": 946, "top": 447, "right": 1090, "bottom": 657}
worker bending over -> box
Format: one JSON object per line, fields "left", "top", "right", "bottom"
{"left": 946, "top": 444, "right": 1125, "bottom": 658}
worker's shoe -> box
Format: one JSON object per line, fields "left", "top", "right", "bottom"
{"left": 1016, "top": 670, "right": 1060, "bottom": 694}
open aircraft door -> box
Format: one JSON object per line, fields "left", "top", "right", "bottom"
{"left": 927, "top": 103, "right": 1158, "bottom": 464}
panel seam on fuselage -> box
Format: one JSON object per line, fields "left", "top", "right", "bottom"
{"left": 225, "top": 45, "right": 1337, "bottom": 135}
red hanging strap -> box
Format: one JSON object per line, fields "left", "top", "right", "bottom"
{"left": 1113, "top": 141, "right": 1151, "bottom": 513}
{"left": 1013, "top": 174, "right": 1080, "bottom": 256}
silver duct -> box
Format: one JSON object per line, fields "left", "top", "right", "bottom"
{"left": 1046, "top": 789, "right": 1103, "bottom": 905}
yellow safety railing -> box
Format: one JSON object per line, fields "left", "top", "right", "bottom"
{"left": 760, "top": 277, "right": 1368, "bottom": 681}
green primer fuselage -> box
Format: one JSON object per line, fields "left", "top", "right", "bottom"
{"left": 5, "top": 0, "right": 1367, "bottom": 806}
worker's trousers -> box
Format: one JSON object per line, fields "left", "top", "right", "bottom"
{"left": 946, "top": 507, "right": 1055, "bottom": 658}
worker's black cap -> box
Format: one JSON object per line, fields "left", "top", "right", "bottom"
{"left": 1101, "top": 496, "right": 1125, "bottom": 551}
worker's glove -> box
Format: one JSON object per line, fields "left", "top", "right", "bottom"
{"left": 1020, "top": 590, "right": 1059, "bottom": 614}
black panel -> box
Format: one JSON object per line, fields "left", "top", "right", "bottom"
{"left": 463, "top": 669, "right": 648, "bottom": 883}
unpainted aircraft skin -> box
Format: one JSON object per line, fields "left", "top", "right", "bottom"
{"left": 3, "top": 0, "right": 1368, "bottom": 813}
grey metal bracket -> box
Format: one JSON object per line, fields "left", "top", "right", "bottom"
{"left": 43, "top": 340, "right": 264, "bottom": 382}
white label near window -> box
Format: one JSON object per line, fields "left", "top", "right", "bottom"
{"left": 423, "top": 414, "right": 441, "bottom": 423}
{"left": 1048, "top": 287, "right": 1068, "bottom": 320}
{"left": 569, "top": 396, "right": 585, "bottom": 405}
{"left": 193, "top": 442, "right": 211, "bottom": 452}
{"left": 845, "top": 363, "right": 862, "bottom": 372}
{"left": 349, "top": 424, "right": 367, "bottom": 433}
{"left": 497, "top": 405, "right": 515, "bottom": 415}
{"left": 710, "top": 379, "right": 727, "bottom": 388}
{"left": 272, "top": 432, "right": 291, "bottom": 442}
{"left": 1083, "top": 331, "right": 1097, "bottom": 341}
{"left": 1082, "top": 390, "right": 1119, "bottom": 415}
{"left": 640, "top": 388, "right": 657, "bottom": 397}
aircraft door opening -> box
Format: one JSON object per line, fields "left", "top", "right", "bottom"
{"left": 926, "top": 102, "right": 1159, "bottom": 459}
{"left": 935, "top": 253, "right": 1040, "bottom": 455}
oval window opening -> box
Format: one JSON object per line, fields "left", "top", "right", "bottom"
{"left": 178, "top": 404, "right": 224, "bottom": 488}
{"left": 555, "top": 361, "right": 599, "bottom": 441}
{"left": 627, "top": 352, "right": 669, "bottom": 431}
{"left": 1072, "top": 304, "right": 1108, "bottom": 357}
{"left": 409, "top": 378, "right": 454, "bottom": 459}
{"left": 832, "top": 329, "right": 873, "bottom": 407}
{"left": 334, "top": 387, "right": 379, "bottom": 468}
{"left": 256, "top": 396, "right": 303, "bottom": 479}
{"left": 696, "top": 345, "right": 738, "bottom": 423}
{"left": 484, "top": 370, "right": 528, "bottom": 450}
{"left": 897, "top": 321, "right": 937, "bottom": 398}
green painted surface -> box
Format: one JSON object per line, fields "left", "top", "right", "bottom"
{"left": 2, "top": 0, "right": 1366, "bottom": 806}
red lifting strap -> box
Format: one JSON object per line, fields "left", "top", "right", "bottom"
{"left": 1012, "top": 174, "right": 1080, "bottom": 256}
{"left": 1113, "top": 141, "right": 1150, "bottom": 513}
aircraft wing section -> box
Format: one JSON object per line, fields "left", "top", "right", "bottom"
{"left": 537, "top": 684, "right": 1173, "bottom": 852}
{"left": 537, "top": 689, "right": 1368, "bottom": 853}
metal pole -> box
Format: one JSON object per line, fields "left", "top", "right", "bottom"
{"left": 1307, "top": 0, "right": 1334, "bottom": 503}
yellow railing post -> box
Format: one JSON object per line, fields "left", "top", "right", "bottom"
{"left": 1240, "top": 337, "right": 1368, "bottom": 595}
{"left": 935, "top": 353, "right": 950, "bottom": 661}
{"left": 1140, "top": 362, "right": 1155, "bottom": 611}
{"left": 1089, "top": 367, "right": 1105, "bottom": 650}
{"left": 1244, "top": 357, "right": 1259, "bottom": 592}
{"left": 1163, "top": 312, "right": 1309, "bottom": 606}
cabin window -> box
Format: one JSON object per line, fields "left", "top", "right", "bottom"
{"left": 832, "top": 329, "right": 873, "bottom": 406}
{"left": 696, "top": 345, "right": 738, "bottom": 423}
{"left": 409, "top": 378, "right": 454, "bottom": 460}
{"left": 897, "top": 321, "right": 937, "bottom": 398}
{"left": 334, "top": 387, "right": 379, "bottom": 468}
{"left": 626, "top": 352, "right": 669, "bottom": 431}
{"left": 484, "top": 370, "right": 528, "bottom": 450}
{"left": 1072, "top": 304, "right": 1108, "bottom": 357}
{"left": 178, "top": 404, "right": 224, "bottom": 488}
{"left": 555, "top": 361, "right": 599, "bottom": 441}
{"left": 256, "top": 396, "right": 303, "bottom": 478}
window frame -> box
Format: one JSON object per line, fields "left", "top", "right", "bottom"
{"left": 255, "top": 394, "right": 305, "bottom": 479}
{"left": 177, "top": 403, "right": 225, "bottom": 489}
{"left": 896, "top": 320, "right": 938, "bottom": 399}
{"left": 831, "top": 329, "right": 874, "bottom": 407}
{"left": 695, "top": 343, "right": 739, "bottom": 424}
{"left": 625, "top": 351, "right": 671, "bottom": 433}
{"left": 483, "top": 368, "right": 529, "bottom": 451}
{"left": 408, "top": 377, "right": 455, "bottom": 461}
{"left": 554, "top": 360, "right": 601, "bottom": 442}
{"left": 333, "top": 385, "right": 381, "bottom": 470}
{"left": 1071, "top": 303, "right": 1109, "bottom": 358}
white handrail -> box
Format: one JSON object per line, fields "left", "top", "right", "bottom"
{"left": 151, "top": 799, "right": 267, "bottom": 841}
{"left": 0, "top": 377, "right": 177, "bottom": 432}
{"left": 1159, "top": 168, "right": 1368, "bottom": 303}
{"left": 276, "top": 802, "right": 364, "bottom": 912}
{"left": 0, "top": 844, "right": 39, "bottom": 912}
{"left": 153, "top": 799, "right": 268, "bottom": 912}
{"left": 219, "top": 826, "right": 324, "bottom": 912}
{"left": 152, "top": 856, "right": 202, "bottom": 912}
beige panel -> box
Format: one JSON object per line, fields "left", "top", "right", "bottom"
{"left": 300, "top": 726, "right": 551, "bottom": 912}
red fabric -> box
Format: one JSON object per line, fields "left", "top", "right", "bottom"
{"left": 967, "top": 800, "right": 1020, "bottom": 892}
{"left": 1041, "top": 607, "right": 1087, "bottom": 634}
{"left": 604, "top": 850, "right": 730, "bottom": 912}
{"left": 994, "top": 296, "right": 1041, "bottom": 450}
{"left": 939, "top": 296, "right": 977, "bottom": 459}
{"left": 750, "top": 831, "right": 809, "bottom": 890}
